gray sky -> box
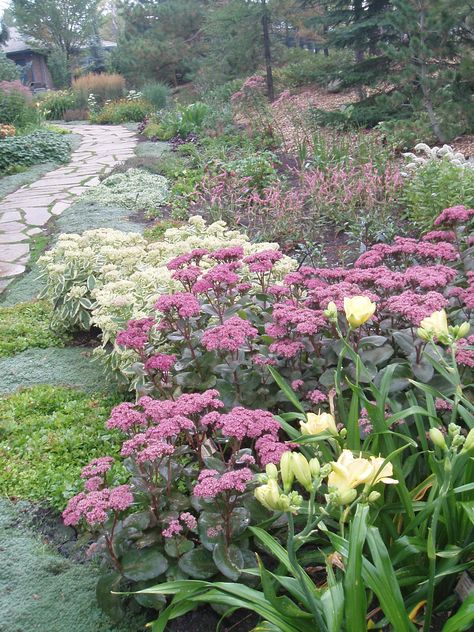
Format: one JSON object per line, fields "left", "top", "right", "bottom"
{"left": 0, "top": 1, "right": 10, "bottom": 17}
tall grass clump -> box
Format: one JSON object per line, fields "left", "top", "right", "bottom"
{"left": 141, "top": 81, "right": 171, "bottom": 109}
{"left": 72, "top": 73, "right": 126, "bottom": 107}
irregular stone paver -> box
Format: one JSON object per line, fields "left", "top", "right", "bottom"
{"left": 0, "top": 125, "right": 137, "bottom": 291}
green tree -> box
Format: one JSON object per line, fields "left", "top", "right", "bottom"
{"left": 386, "top": 0, "right": 473, "bottom": 142}
{"left": 11, "top": 0, "right": 100, "bottom": 59}
{"left": 114, "top": 0, "right": 207, "bottom": 86}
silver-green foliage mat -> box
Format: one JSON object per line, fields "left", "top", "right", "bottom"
{"left": 0, "top": 347, "right": 116, "bottom": 395}
{"left": 0, "top": 499, "right": 145, "bottom": 632}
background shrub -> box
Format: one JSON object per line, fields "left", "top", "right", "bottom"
{"left": 402, "top": 160, "right": 474, "bottom": 229}
{"left": 90, "top": 98, "right": 152, "bottom": 124}
{"left": 46, "top": 48, "right": 70, "bottom": 89}
{"left": 141, "top": 81, "right": 171, "bottom": 109}
{"left": 0, "top": 84, "right": 37, "bottom": 129}
{"left": 0, "top": 131, "right": 72, "bottom": 172}
{"left": 276, "top": 48, "right": 353, "bottom": 88}
{"left": 63, "top": 108, "right": 89, "bottom": 122}
{"left": 72, "top": 72, "right": 126, "bottom": 107}
{"left": 37, "top": 90, "right": 76, "bottom": 120}
{"left": 0, "top": 52, "right": 21, "bottom": 82}
{"left": 0, "top": 300, "right": 70, "bottom": 358}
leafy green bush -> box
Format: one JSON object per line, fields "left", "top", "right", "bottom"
{"left": 226, "top": 152, "right": 279, "bottom": 190}
{"left": 0, "top": 84, "right": 38, "bottom": 129}
{"left": 0, "top": 300, "right": 70, "bottom": 358}
{"left": 277, "top": 48, "right": 353, "bottom": 88}
{"left": 141, "top": 81, "right": 171, "bottom": 109}
{"left": 90, "top": 98, "right": 153, "bottom": 124}
{"left": 37, "top": 90, "right": 76, "bottom": 120}
{"left": 0, "top": 131, "right": 72, "bottom": 172}
{"left": 402, "top": 160, "right": 474, "bottom": 229}
{"left": 0, "top": 52, "right": 21, "bottom": 81}
{"left": 0, "top": 386, "right": 124, "bottom": 509}
{"left": 144, "top": 102, "right": 211, "bottom": 140}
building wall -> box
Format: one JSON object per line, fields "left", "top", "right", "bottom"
{"left": 6, "top": 51, "right": 54, "bottom": 89}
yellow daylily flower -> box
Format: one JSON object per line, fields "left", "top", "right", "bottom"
{"left": 367, "top": 456, "right": 398, "bottom": 486}
{"left": 343, "top": 296, "right": 376, "bottom": 328}
{"left": 419, "top": 309, "right": 449, "bottom": 339}
{"left": 300, "top": 412, "right": 337, "bottom": 436}
{"left": 327, "top": 450, "right": 374, "bottom": 494}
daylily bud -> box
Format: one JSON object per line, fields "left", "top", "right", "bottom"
{"left": 254, "top": 479, "right": 281, "bottom": 511}
{"left": 324, "top": 301, "right": 338, "bottom": 322}
{"left": 265, "top": 463, "right": 278, "bottom": 480}
{"left": 291, "top": 453, "right": 313, "bottom": 491}
{"left": 448, "top": 423, "right": 461, "bottom": 437}
{"left": 417, "top": 327, "right": 431, "bottom": 341}
{"left": 368, "top": 491, "right": 381, "bottom": 503}
{"left": 429, "top": 427, "right": 447, "bottom": 450}
{"left": 451, "top": 434, "right": 465, "bottom": 449}
{"left": 280, "top": 451, "right": 294, "bottom": 492}
{"left": 457, "top": 322, "right": 471, "bottom": 339}
{"left": 335, "top": 488, "right": 358, "bottom": 506}
{"left": 343, "top": 296, "right": 376, "bottom": 328}
{"left": 461, "top": 428, "right": 474, "bottom": 453}
{"left": 320, "top": 463, "right": 332, "bottom": 477}
{"left": 309, "top": 457, "right": 321, "bottom": 478}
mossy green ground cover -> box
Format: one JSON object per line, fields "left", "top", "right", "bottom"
{"left": 0, "top": 499, "right": 146, "bottom": 632}
{"left": 0, "top": 300, "right": 69, "bottom": 357}
{"left": 0, "top": 386, "right": 123, "bottom": 509}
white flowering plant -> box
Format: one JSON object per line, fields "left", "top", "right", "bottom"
{"left": 402, "top": 143, "right": 474, "bottom": 173}
{"left": 83, "top": 168, "right": 169, "bottom": 214}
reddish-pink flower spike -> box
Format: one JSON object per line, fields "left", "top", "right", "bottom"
{"left": 106, "top": 402, "right": 148, "bottom": 433}
{"left": 116, "top": 318, "right": 155, "bottom": 350}
{"left": 217, "top": 407, "right": 280, "bottom": 441}
{"left": 144, "top": 353, "right": 176, "bottom": 373}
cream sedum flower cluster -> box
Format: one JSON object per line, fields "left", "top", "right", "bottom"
{"left": 39, "top": 216, "right": 297, "bottom": 372}
{"left": 402, "top": 143, "right": 474, "bottom": 173}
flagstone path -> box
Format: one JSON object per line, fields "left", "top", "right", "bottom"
{"left": 0, "top": 125, "right": 137, "bottom": 294}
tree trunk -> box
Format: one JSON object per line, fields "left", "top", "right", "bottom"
{"left": 418, "top": 6, "right": 446, "bottom": 143}
{"left": 261, "top": 0, "right": 274, "bottom": 102}
{"left": 354, "top": 0, "right": 366, "bottom": 99}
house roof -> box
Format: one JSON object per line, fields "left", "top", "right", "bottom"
{"left": 1, "top": 27, "right": 37, "bottom": 54}
{"left": 1, "top": 27, "right": 117, "bottom": 55}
